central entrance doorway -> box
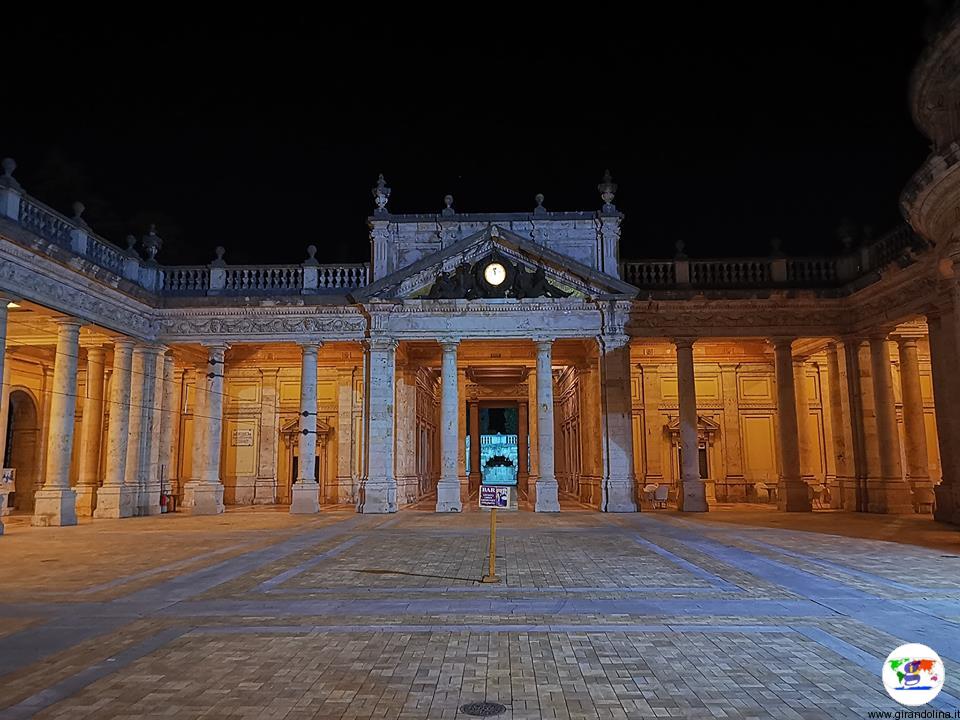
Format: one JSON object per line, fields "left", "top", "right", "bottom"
{"left": 466, "top": 403, "right": 530, "bottom": 502}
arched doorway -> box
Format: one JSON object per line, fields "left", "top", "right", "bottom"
{"left": 4, "top": 390, "right": 41, "bottom": 512}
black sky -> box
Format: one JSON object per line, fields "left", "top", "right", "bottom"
{"left": 5, "top": 6, "right": 935, "bottom": 265}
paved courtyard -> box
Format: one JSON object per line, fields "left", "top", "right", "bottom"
{"left": 0, "top": 505, "right": 958, "bottom": 719}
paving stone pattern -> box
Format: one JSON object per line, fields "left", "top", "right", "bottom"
{"left": 0, "top": 505, "right": 958, "bottom": 719}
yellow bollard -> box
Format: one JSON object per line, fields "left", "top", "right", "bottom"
{"left": 481, "top": 507, "right": 500, "bottom": 583}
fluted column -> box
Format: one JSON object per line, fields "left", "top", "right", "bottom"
{"left": 157, "top": 353, "right": 176, "bottom": 509}
{"left": 825, "top": 343, "right": 854, "bottom": 509}
{"left": 598, "top": 334, "right": 638, "bottom": 512}
{"left": 772, "top": 338, "right": 811, "bottom": 511}
{"left": 182, "top": 344, "right": 227, "bottom": 514}
{"left": 336, "top": 366, "right": 355, "bottom": 504}
{"left": 928, "top": 310, "right": 960, "bottom": 524}
{"left": 358, "top": 337, "right": 397, "bottom": 513}
{"left": 675, "top": 337, "right": 707, "bottom": 511}
{"left": 534, "top": 339, "right": 560, "bottom": 512}
{"left": 0, "top": 299, "right": 9, "bottom": 533}
{"left": 896, "top": 337, "right": 934, "bottom": 513}
{"left": 291, "top": 342, "right": 321, "bottom": 514}
{"left": 95, "top": 339, "right": 135, "bottom": 518}
{"left": 793, "top": 358, "right": 816, "bottom": 482}
{"left": 437, "top": 339, "right": 462, "bottom": 512}
{"left": 866, "top": 336, "right": 914, "bottom": 513}
{"left": 75, "top": 346, "right": 107, "bottom": 516}
{"left": 33, "top": 318, "right": 83, "bottom": 526}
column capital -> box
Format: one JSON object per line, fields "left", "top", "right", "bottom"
{"left": 599, "top": 333, "right": 630, "bottom": 351}
{"left": 768, "top": 336, "right": 796, "bottom": 352}
{"left": 534, "top": 338, "right": 553, "bottom": 352}
{"left": 894, "top": 335, "right": 920, "bottom": 349}
{"left": 53, "top": 317, "right": 86, "bottom": 330}
{"left": 201, "top": 341, "right": 230, "bottom": 352}
{"left": 298, "top": 341, "right": 322, "bottom": 353}
{"left": 439, "top": 339, "right": 459, "bottom": 352}
{"left": 673, "top": 336, "right": 697, "bottom": 350}
{"left": 85, "top": 345, "right": 108, "bottom": 361}
{"left": 363, "top": 337, "right": 398, "bottom": 352}
{"left": 112, "top": 337, "right": 137, "bottom": 351}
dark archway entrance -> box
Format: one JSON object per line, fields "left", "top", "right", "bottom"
{"left": 4, "top": 390, "right": 41, "bottom": 512}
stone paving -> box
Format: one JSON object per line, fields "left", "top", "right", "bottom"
{"left": 0, "top": 505, "right": 958, "bottom": 719}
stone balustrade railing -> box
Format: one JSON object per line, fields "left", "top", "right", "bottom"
{"left": 0, "top": 172, "right": 923, "bottom": 299}
{"left": 620, "top": 225, "right": 922, "bottom": 291}
{"left": 481, "top": 434, "right": 518, "bottom": 446}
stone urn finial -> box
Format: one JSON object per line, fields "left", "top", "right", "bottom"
{"left": 770, "top": 237, "right": 783, "bottom": 258}
{"left": 142, "top": 224, "right": 163, "bottom": 262}
{"left": 0, "top": 158, "right": 22, "bottom": 190}
{"left": 372, "top": 173, "right": 391, "bottom": 216}
{"left": 125, "top": 234, "right": 141, "bottom": 258}
{"left": 598, "top": 169, "right": 617, "bottom": 213}
{"left": 674, "top": 239, "right": 687, "bottom": 260}
{"left": 442, "top": 194, "right": 455, "bottom": 216}
{"left": 304, "top": 244, "right": 319, "bottom": 266}
{"left": 211, "top": 246, "right": 226, "bottom": 267}
{"left": 533, "top": 193, "right": 547, "bottom": 216}
{"left": 71, "top": 201, "right": 89, "bottom": 228}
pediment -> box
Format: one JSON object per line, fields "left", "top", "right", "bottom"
{"left": 353, "top": 225, "right": 638, "bottom": 301}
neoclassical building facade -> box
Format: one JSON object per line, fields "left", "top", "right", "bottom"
{"left": 1, "top": 18, "right": 959, "bottom": 531}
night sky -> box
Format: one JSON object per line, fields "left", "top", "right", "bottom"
{"left": 6, "top": 6, "right": 936, "bottom": 266}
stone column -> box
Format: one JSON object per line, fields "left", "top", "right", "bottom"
{"left": 468, "top": 401, "right": 481, "bottom": 492}
{"left": 182, "top": 345, "right": 226, "bottom": 514}
{"left": 359, "top": 337, "right": 397, "bottom": 513}
{"left": 75, "top": 346, "right": 107, "bottom": 516}
{"left": 95, "top": 339, "right": 135, "bottom": 518}
{"left": 138, "top": 346, "right": 166, "bottom": 515}
{"left": 291, "top": 342, "right": 321, "bottom": 513}
{"left": 33, "top": 318, "right": 83, "bottom": 526}
{"left": 793, "top": 358, "right": 816, "bottom": 482}
{"left": 157, "top": 353, "right": 176, "bottom": 510}
{"left": 895, "top": 337, "right": 934, "bottom": 513}
{"left": 867, "top": 336, "right": 914, "bottom": 513}
{"left": 928, "top": 310, "right": 960, "bottom": 524}
{"left": 0, "top": 299, "right": 8, "bottom": 532}
{"left": 517, "top": 401, "right": 529, "bottom": 497}
{"left": 122, "top": 345, "right": 149, "bottom": 515}
{"left": 719, "top": 363, "right": 745, "bottom": 500}
{"left": 598, "top": 335, "right": 637, "bottom": 512}
{"left": 255, "top": 368, "right": 279, "bottom": 504}
{"left": 336, "top": 366, "right": 355, "bottom": 504}
{"left": 825, "top": 343, "right": 854, "bottom": 509}
{"left": 772, "top": 338, "right": 811, "bottom": 511}
{"left": 641, "top": 365, "right": 664, "bottom": 487}
{"left": 184, "top": 366, "right": 208, "bottom": 506}
{"left": 534, "top": 339, "right": 560, "bottom": 512}
{"left": 675, "top": 337, "right": 707, "bottom": 511}
{"left": 437, "top": 340, "right": 462, "bottom": 512}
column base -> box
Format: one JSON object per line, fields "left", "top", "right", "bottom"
{"left": 933, "top": 484, "right": 960, "bottom": 525}
{"left": 253, "top": 477, "right": 277, "bottom": 505}
{"left": 74, "top": 485, "right": 98, "bottom": 517}
{"left": 93, "top": 485, "right": 136, "bottom": 518}
{"left": 357, "top": 478, "right": 397, "bottom": 513}
{"left": 32, "top": 488, "right": 78, "bottom": 527}
{"left": 534, "top": 478, "right": 560, "bottom": 512}
{"left": 601, "top": 478, "right": 638, "bottom": 512}
{"left": 182, "top": 481, "right": 224, "bottom": 515}
{"left": 336, "top": 475, "right": 356, "bottom": 506}
{"left": 908, "top": 478, "right": 935, "bottom": 514}
{"left": 436, "top": 479, "right": 462, "bottom": 512}
{"left": 290, "top": 481, "right": 320, "bottom": 514}
{"left": 139, "top": 482, "right": 162, "bottom": 516}
{"left": 865, "top": 478, "right": 915, "bottom": 514}
{"left": 778, "top": 479, "right": 812, "bottom": 512}
{"left": 679, "top": 479, "right": 708, "bottom": 512}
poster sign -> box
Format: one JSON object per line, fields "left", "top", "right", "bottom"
{"left": 479, "top": 485, "right": 516, "bottom": 510}
{"left": 232, "top": 428, "right": 254, "bottom": 446}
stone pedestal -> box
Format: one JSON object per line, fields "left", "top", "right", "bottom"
{"left": 437, "top": 340, "right": 462, "bottom": 512}
{"left": 94, "top": 485, "right": 136, "bottom": 519}
{"left": 182, "top": 480, "right": 224, "bottom": 515}
{"left": 534, "top": 340, "right": 560, "bottom": 512}
{"left": 32, "top": 488, "right": 77, "bottom": 527}
{"left": 290, "top": 481, "right": 320, "bottom": 513}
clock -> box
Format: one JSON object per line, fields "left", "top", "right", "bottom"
{"left": 483, "top": 262, "right": 507, "bottom": 286}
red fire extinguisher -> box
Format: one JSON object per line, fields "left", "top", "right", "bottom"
{"left": 160, "top": 493, "right": 168, "bottom": 513}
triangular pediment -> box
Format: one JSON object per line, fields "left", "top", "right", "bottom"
{"left": 353, "top": 225, "right": 638, "bottom": 301}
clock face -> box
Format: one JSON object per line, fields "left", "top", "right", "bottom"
{"left": 484, "top": 262, "right": 506, "bottom": 286}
